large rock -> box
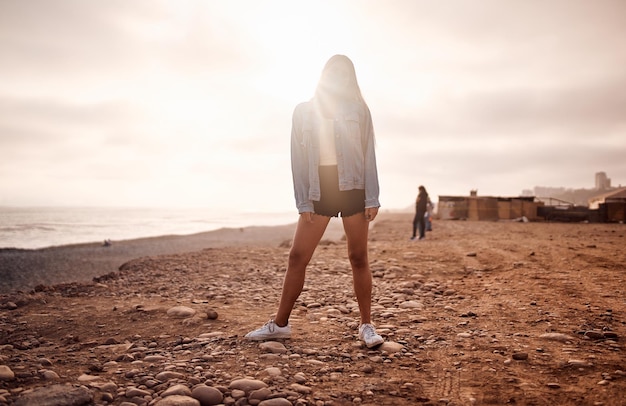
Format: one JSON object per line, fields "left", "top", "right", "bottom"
{"left": 14, "top": 384, "right": 93, "bottom": 406}
{"left": 191, "top": 384, "right": 223, "bottom": 406}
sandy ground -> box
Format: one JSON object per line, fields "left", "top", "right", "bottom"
{"left": 0, "top": 213, "right": 625, "bottom": 405}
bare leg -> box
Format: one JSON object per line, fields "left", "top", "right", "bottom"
{"left": 342, "top": 212, "right": 373, "bottom": 324}
{"left": 274, "top": 214, "right": 330, "bottom": 326}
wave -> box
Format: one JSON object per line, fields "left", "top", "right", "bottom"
{"left": 0, "top": 207, "right": 295, "bottom": 249}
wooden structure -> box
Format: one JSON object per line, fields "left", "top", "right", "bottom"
{"left": 600, "top": 199, "right": 626, "bottom": 223}
{"left": 437, "top": 196, "right": 467, "bottom": 220}
{"left": 437, "top": 190, "right": 623, "bottom": 223}
{"left": 438, "top": 195, "right": 543, "bottom": 221}
{"left": 468, "top": 197, "right": 499, "bottom": 221}
{"left": 588, "top": 187, "right": 626, "bottom": 222}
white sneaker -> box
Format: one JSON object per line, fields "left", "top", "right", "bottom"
{"left": 359, "top": 323, "right": 384, "bottom": 348}
{"left": 245, "top": 320, "right": 291, "bottom": 341}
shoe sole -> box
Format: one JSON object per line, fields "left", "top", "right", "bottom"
{"left": 360, "top": 333, "right": 384, "bottom": 348}
{"left": 244, "top": 334, "right": 291, "bottom": 341}
{"left": 365, "top": 338, "right": 384, "bottom": 348}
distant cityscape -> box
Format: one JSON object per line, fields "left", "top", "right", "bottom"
{"left": 522, "top": 172, "right": 623, "bottom": 206}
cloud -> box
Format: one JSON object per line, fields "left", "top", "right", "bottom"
{"left": 1, "top": 0, "right": 625, "bottom": 209}
{"left": 0, "top": 1, "right": 153, "bottom": 76}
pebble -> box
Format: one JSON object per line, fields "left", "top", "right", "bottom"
{"left": 41, "top": 370, "right": 60, "bottom": 380}
{"left": 229, "top": 378, "right": 268, "bottom": 393}
{"left": 77, "top": 373, "right": 101, "bottom": 382}
{"left": 155, "top": 395, "right": 200, "bottom": 406}
{"left": 156, "top": 371, "right": 185, "bottom": 381}
{"left": 369, "top": 356, "right": 384, "bottom": 363}
{"left": 512, "top": 352, "right": 528, "bottom": 361}
{"left": 0, "top": 365, "right": 15, "bottom": 381}
{"left": 539, "top": 333, "right": 575, "bottom": 342}
{"left": 568, "top": 359, "right": 592, "bottom": 367}
{"left": 191, "top": 384, "right": 223, "bottom": 405}
{"left": 259, "top": 341, "right": 288, "bottom": 354}
{"left": 584, "top": 330, "right": 605, "bottom": 340}
{"left": 162, "top": 384, "right": 192, "bottom": 397}
{"left": 261, "top": 367, "right": 282, "bottom": 377}
{"left": 3, "top": 226, "right": 625, "bottom": 405}
{"left": 362, "top": 365, "right": 374, "bottom": 374}
{"left": 166, "top": 306, "right": 196, "bottom": 318}
{"left": 144, "top": 355, "right": 168, "bottom": 362}
{"left": 126, "top": 387, "right": 151, "bottom": 397}
{"left": 399, "top": 300, "right": 423, "bottom": 309}
{"left": 290, "top": 383, "right": 312, "bottom": 394}
{"left": 99, "top": 382, "right": 119, "bottom": 393}
{"left": 38, "top": 358, "right": 53, "bottom": 366}
{"left": 231, "top": 389, "right": 246, "bottom": 399}
{"left": 13, "top": 384, "right": 93, "bottom": 406}
{"left": 379, "top": 341, "right": 404, "bottom": 353}
{"left": 249, "top": 387, "right": 272, "bottom": 402}
{"left": 258, "top": 398, "right": 293, "bottom": 406}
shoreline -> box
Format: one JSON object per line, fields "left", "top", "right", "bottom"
{"left": 0, "top": 218, "right": 351, "bottom": 294}
{"left": 0, "top": 207, "right": 301, "bottom": 251}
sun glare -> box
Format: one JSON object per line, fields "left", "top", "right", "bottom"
{"left": 235, "top": 1, "right": 359, "bottom": 104}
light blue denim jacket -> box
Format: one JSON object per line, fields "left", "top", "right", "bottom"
{"left": 291, "top": 99, "right": 380, "bottom": 213}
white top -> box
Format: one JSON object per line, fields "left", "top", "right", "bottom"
{"left": 318, "top": 118, "right": 337, "bottom": 165}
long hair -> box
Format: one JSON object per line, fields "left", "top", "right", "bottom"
{"left": 314, "top": 55, "right": 366, "bottom": 113}
{"left": 418, "top": 185, "right": 428, "bottom": 199}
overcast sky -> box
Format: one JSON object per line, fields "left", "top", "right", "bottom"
{"left": 1, "top": 0, "right": 625, "bottom": 212}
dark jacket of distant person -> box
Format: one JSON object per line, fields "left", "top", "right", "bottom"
{"left": 416, "top": 186, "right": 428, "bottom": 217}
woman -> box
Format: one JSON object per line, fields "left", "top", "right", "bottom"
{"left": 411, "top": 185, "right": 429, "bottom": 240}
{"left": 245, "top": 55, "right": 384, "bottom": 348}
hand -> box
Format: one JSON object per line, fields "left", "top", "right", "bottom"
{"left": 365, "top": 207, "right": 379, "bottom": 222}
{"left": 300, "top": 212, "right": 314, "bottom": 223}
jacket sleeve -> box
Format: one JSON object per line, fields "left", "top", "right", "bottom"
{"left": 291, "top": 105, "right": 314, "bottom": 213}
{"left": 362, "top": 105, "right": 381, "bottom": 208}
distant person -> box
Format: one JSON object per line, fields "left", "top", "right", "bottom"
{"left": 411, "top": 185, "right": 429, "bottom": 240}
{"left": 245, "top": 55, "right": 384, "bottom": 348}
{"left": 425, "top": 197, "right": 434, "bottom": 231}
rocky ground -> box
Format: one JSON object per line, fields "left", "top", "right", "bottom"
{"left": 0, "top": 213, "right": 625, "bottom": 405}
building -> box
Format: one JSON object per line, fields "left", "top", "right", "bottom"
{"left": 438, "top": 194, "right": 543, "bottom": 221}
{"left": 595, "top": 172, "right": 611, "bottom": 190}
{"left": 588, "top": 187, "right": 626, "bottom": 222}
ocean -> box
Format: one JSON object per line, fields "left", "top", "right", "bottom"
{"left": 0, "top": 207, "right": 297, "bottom": 250}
